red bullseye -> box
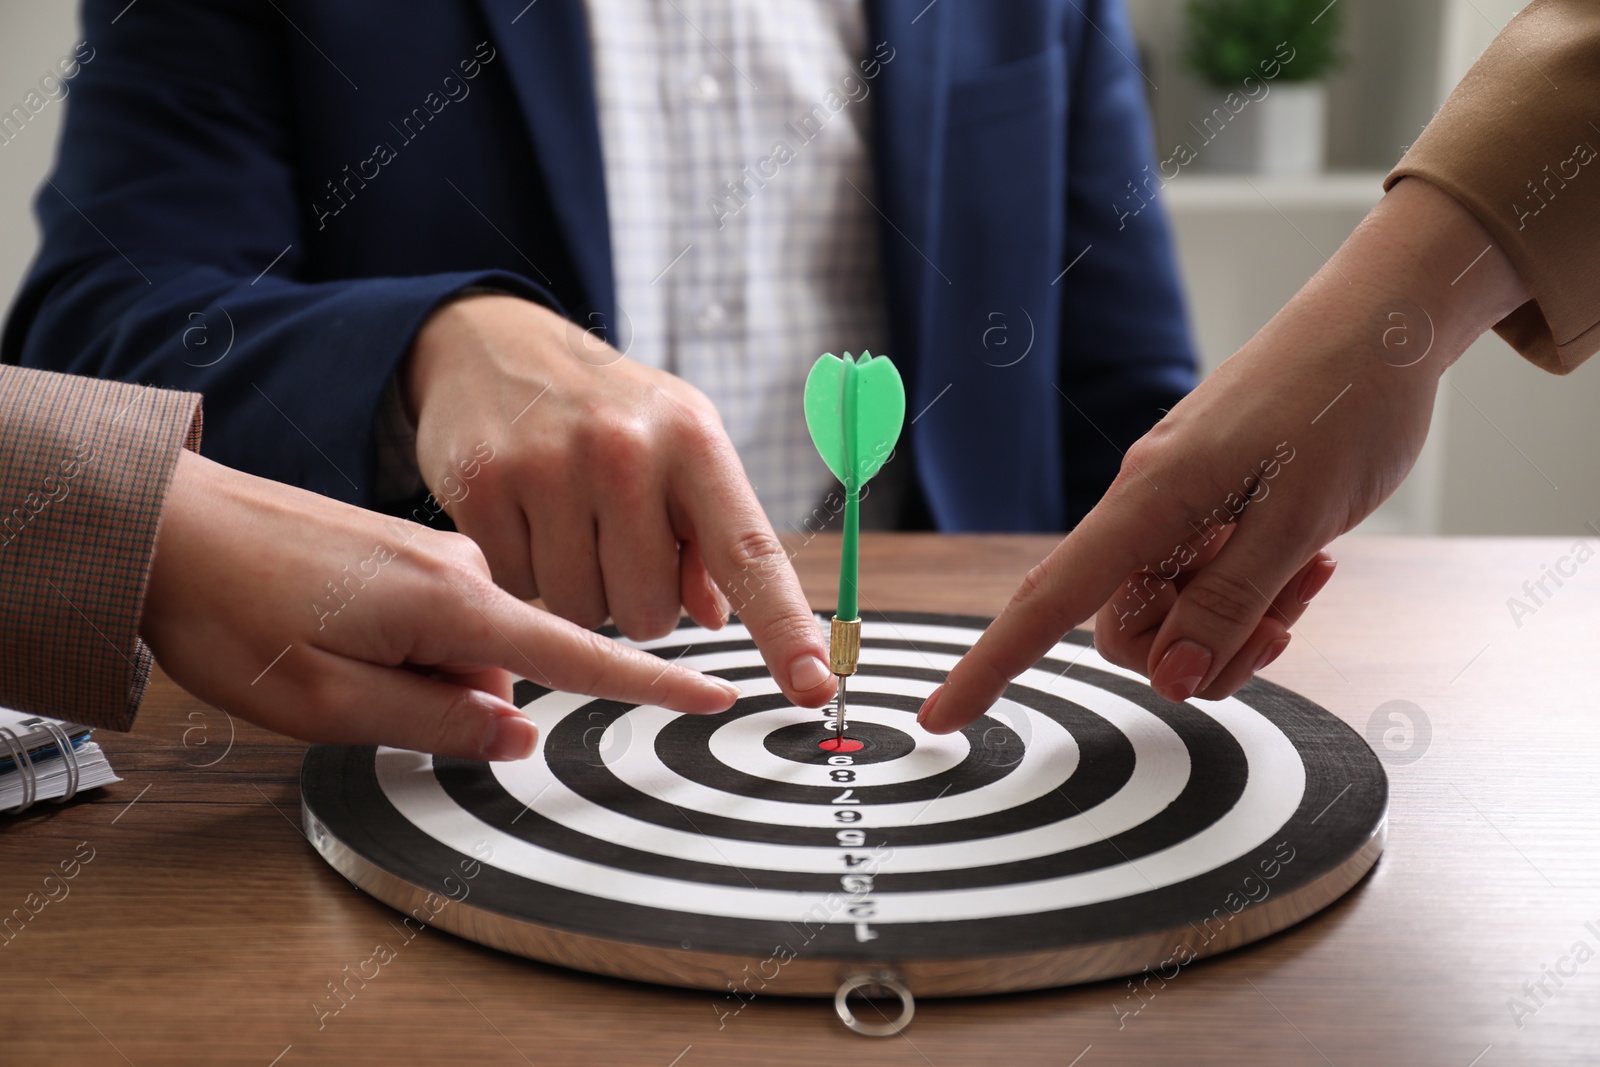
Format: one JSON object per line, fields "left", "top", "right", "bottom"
{"left": 818, "top": 737, "right": 865, "bottom": 753}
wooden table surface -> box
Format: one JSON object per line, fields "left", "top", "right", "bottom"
{"left": 4, "top": 533, "right": 1599, "bottom": 1066}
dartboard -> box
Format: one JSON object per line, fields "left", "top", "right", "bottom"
{"left": 300, "top": 613, "right": 1386, "bottom": 1000}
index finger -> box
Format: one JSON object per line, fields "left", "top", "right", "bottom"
{"left": 920, "top": 500, "right": 1172, "bottom": 734}
{"left": 671, "top": 452, "right": 834, "bottom": 708}
{"left": 429, "top": 578, "right": 745, "bottom": 714}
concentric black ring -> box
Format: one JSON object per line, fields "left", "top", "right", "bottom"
{"left": 659, "top": 688, "right": 1020, "bottom": 802}
{"left": 427, "top": 655, "right": 1242, "bottom": 891}
{"left": 302, "top": 613, "right": 1388, "bottom": 964}
{"left": 475, "top": 659, "right": 1186, "bottom": 852}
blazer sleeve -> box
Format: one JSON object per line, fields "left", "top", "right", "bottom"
{"left": 0, "top": 366, "right": 200, "bottom": 731}
{"left": 0, "top": 0, "right": 555, "bottom": 506}
{"left": 1056, "top": 0, "right": 1197, "bottom": 524}
{"left": 1385, "top": 0, "right": 1600, "bottom": 374}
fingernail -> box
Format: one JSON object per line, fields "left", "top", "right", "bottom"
{"left": 482, "top": 713, "right": 538, "bottom": 761}
{"left": 1152, "top": 639, "right": 1212, "bottom": 702}
{"left": 790, "top": 654, "right": 831, "bottom": 692}
{"left": 1253, "top": 636, "right": 1291, "bottom": 672}
{"left": 1297, "top": 558, "right": 1338, "bottom": 605}
{"left": 714, "top": 678, "right": 742, "bottom": 704}
{"left": 917, "top": 685, "right": 944, "bottom": 728}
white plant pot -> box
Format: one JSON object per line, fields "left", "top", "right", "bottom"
{"left": 1198, "top": 81, "right": 1327, "bottom": 176}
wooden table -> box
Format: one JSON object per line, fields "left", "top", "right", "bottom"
{"left": 5, "top": 534, "right": 1598, "bottom": 1066}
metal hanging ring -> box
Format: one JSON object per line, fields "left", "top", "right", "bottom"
{"left": 834, "top": 974, "right": 915, "bottom": 1037}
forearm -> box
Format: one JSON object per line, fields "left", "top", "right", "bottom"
{"left": 9, "top": 263, "right": 555, "bottom": 505}
{"left": 0, "top": 0, "right": 561, "bottom": 507}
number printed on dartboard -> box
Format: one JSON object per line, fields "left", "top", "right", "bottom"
{"left": 825, "top": 738, "right": 881, "bottom": 943}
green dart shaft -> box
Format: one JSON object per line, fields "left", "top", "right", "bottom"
{"left": 839, "top": 487, "right": 860, "bottom": 621}
{"left": 839, "top": 354, "right": 860, "bottom": 622}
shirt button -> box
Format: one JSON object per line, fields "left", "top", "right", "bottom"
{"left": 688, "top": 72, "right": 722, "bottom": 103}
{"left": 696, "top": 301, "right": 728, "bottom": 334}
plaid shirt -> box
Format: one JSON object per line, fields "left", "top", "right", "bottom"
{"left": 376, "top": 4, "right": 892, "bottom": 532}
{"left": 584, "top": 0, "right": 890, "bottom": 533}
{"left": 0, "top": 366, "right": 200, "bottom": 730}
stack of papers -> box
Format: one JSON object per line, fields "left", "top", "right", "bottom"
{"left": 0, "top": 708, "right": 120, "bottom": 813}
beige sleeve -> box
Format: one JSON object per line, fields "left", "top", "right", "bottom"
{"left": 1385, "top": 0, "right": 1600, "bottom": 374}
{"left": 0, "top": 366, "right": 201, "bottom": 730}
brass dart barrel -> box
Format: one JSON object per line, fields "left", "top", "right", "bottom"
{"left": 829, "top": 616, "right": 861, "bottom": 676}
{"left": 829, "top": 616, "right": 861, "bottom": 744}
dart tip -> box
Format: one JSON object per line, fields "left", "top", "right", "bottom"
{"left": 836, "top": 674, "right": 848, "bottom": 738}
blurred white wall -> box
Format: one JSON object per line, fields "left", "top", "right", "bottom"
{"left": 0, "top": 3, "right": 80, "bottom": 318}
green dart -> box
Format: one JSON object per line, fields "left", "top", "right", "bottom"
{"left": 803, "top": 350, "right": 906, "bottom": 743}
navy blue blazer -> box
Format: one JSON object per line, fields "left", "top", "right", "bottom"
{"left": 4, "top": 0, "right": 1194, "bottom": 531}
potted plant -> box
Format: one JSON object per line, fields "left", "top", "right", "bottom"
{"left": 1184, "top": 0, "right": 1343, "bottom": 175}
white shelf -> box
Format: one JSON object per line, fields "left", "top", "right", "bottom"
{"left": 1160, "top": 171, "right": 1389, "bottom": 213}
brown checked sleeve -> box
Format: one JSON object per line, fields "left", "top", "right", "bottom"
{"left": 0, "top": 366, "right": 201, "bottom": 730}
{"left": 1386, "top": 0, "right": 1600, "bottom": 374}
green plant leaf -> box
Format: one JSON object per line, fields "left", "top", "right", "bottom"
{"left": 804, "top": 351, "right": 906, "bottom": 491}
{"left": 1183, "top": 0, "right": 1342, "bottom": 86}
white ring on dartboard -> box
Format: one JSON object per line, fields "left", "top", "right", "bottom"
{"left": 374, "top": 634, "right": 1304, "bottom": 921}
{"left": 487, "top": 668, "right": 1184, "bottom": 856}
{"left": 590, "top": 680, "right": 1088, "bottom": 825}
{"left": 302, "top": 613, "right": 1387, "bottom": 1000}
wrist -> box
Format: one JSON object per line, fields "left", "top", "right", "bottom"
{"left": 1232, "top": 177, "right": 1532, "bottom": 415}
{"left": 1330, "top": 177, "right": 1531, "bottom": 379}
{"left": 403, "top": 294, "right": 514, "bottom": 422}
{"left": 402, "top": 294, "right": 576, "bottom": 425}
{"left": 142, "top": 448, "right": 210, "bottom": 633}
